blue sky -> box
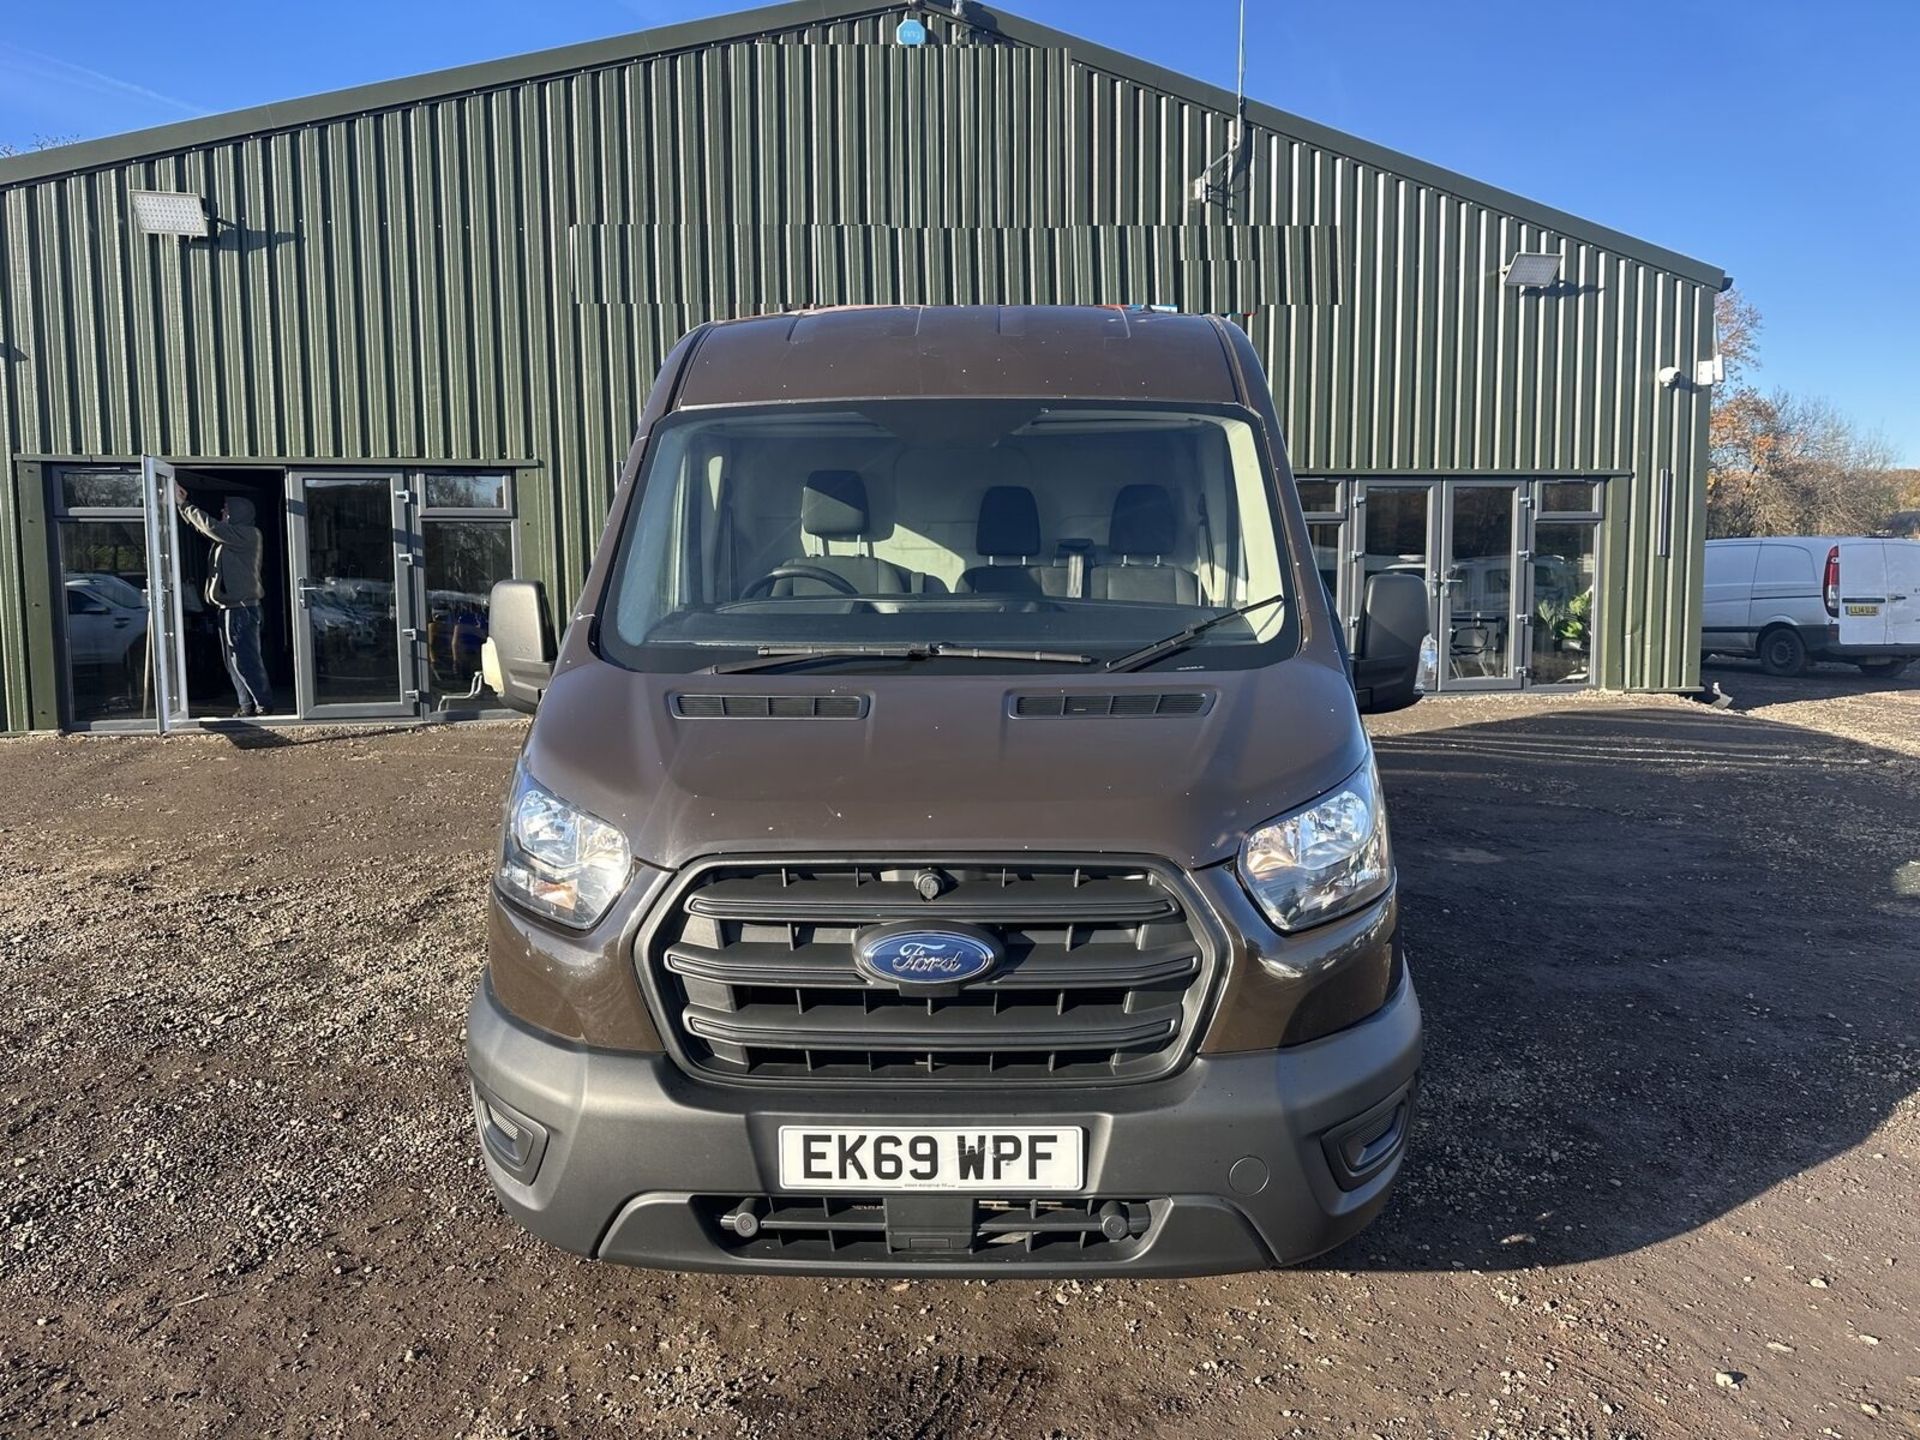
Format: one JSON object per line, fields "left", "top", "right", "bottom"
{"left": 3, "top": 0, "right": 1915, "bottom": 462}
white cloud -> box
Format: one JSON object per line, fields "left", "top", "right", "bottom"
{"left": 0, "top": 42, "right": 205, "bottom": 132}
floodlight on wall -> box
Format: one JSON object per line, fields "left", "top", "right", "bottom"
{"left": 130, "top": 189, "right": 211, "bottom": 238}
{"left": 1502, "top": 252, "right": 1563, "bottom": 289}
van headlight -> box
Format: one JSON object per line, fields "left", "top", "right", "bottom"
{"left": 1238, "top": 755, "right": 1392, "bottom": 931}
{"left": 496, "top": 763, "right": 632, "bottom": 928}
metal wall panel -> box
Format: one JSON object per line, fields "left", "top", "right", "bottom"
{"left": 0, "top": 5, "right": 1715, "bottom": 728}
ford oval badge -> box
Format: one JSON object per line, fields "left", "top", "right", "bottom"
{"left": 854, "top": 922, "right": 1000, "bottom": 990}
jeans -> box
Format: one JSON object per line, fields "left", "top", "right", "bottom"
{"left": 222, "top": 604, "right": 273, "bottom": 712}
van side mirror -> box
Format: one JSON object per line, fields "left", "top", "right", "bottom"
{"left": 481, "top": 580, "right": 556, "bottom": 715}
{"left": 1352, "top": 573, "right": 1429, "bottom": 714}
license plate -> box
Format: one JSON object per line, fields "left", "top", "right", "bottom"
{"left": 777, "top": 1125, "right": 1085, "bottom": 1192}
{"left": 1845, "top": 603, "right": 1879, "bottom": 616}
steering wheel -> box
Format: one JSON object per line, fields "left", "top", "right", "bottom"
{"left": 740, "top": 564, "right": 862, "bottom": 599}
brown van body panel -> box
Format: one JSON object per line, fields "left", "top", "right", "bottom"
{"left": 537, "top": 307, "right": 1358, "bottom": 874}
{"left": 670, "top": 307, "right": 1248, "bottom": 410}
{"left": 520, "top": 656, "right": 1369, "bottom": 874}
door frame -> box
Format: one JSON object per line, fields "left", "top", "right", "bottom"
{"left": 286, "top": 469, "right": 419, "bottom": 720}
{"left": 407, "top": 470, "right": 523, "bottom": 709}
{"left": 1350, "top": 477, "right": 1441, "bottom": 660}
{"left": 139, "top": 456, "right": 193, "bottom": 731}
{"left": 1346, "top": 477, "right": 1531, "bottom": 693}
{"left": 1435, "top": 479, "right": 1527, "bottom": 692}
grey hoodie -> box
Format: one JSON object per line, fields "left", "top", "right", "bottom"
{"left": 180, "top": 496, "right": 265, "bottom": 608}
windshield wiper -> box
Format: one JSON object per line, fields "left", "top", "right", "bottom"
{"left": 1101, "top": 593, "right": 1286, "bottom": 673}
{"left": 707, "top": 642, "right": 1097, "bottom": 675}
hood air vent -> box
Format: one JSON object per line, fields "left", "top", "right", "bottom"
{"left": 673, "top": 694, "right": 867, "bottom": 719}
{"left": 1011, "top": 692, "right": 1211, "bottom": 718}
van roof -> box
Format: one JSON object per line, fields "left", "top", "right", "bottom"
{"left": 671, "top": 306, "right": 1248, "bottom": 410}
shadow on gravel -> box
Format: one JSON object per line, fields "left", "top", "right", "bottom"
{"left": 1705, "top": 655, "right": 1919, "bottom": 704}
{"left": 197, "top": 721, "right": 299, "bottom": 749}
{"left": 1322, "top": 702, "right": 1920, "bottom": 1272}
{"left": 198, "top": 721, "right": 437, "bottom": 750}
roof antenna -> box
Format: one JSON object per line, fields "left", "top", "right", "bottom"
{"left": 1189, "top": 0, "right": 1250, "bottom": 210}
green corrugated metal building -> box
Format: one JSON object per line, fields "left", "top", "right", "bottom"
{"left": 0, "top": 0, "right": 1725, "bottom": 732}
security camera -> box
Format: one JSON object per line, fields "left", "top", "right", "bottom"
{"left": 1656, "top": 365, "right": 1685, "bottom": 389}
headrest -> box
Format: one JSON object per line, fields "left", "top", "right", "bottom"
{"left": 1108, "top": 484, "right": 1178, "bottom": 556}
{"left": 975, "top": 486, "right": 1042, "bottom": 558}
{"left": 801, "top": 470, "right": 871, "bottom": 539}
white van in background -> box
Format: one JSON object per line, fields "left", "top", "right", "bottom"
{"left": 1703, "top": 537, "right": 1920, "bottom": 678}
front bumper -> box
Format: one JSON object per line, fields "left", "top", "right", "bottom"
{"left": 465, "top": 967, "right": 1422, "bottom": 1277}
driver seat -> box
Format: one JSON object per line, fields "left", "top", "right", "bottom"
{"left": 769, "top": 471, "right": 910, "bottom": 596}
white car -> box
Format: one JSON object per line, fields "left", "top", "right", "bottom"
{"left": 65, "top": 574, "right": 149, "bottom": 674}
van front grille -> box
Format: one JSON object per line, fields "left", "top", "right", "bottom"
{"left": 639, "top": 858, "right": 1217, "bottom": 1085}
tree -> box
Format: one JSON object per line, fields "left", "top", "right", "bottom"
{"left": 1710, "top": 391, "right": 1899, "bottom": 537}
{"left": 0, "top": 134, "right": 79, "bottom": 158}
{"left": 1706, "top": 289, "right": 1901, "bottom": 537}
{"left": 1713, "top": 288, "right": 1761, "bottom": 391}
{"left": 1886, "top": 469, "right": 1920, "bottom": 538}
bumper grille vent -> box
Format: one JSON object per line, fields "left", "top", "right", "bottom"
{"left": 641, "top": 858, "right": 1216, "bottom": 1085}
{"left": 1011, "top": 691, "right": 1210, "bottom": 717}
{"left": 704, "top": 1195, "right": 1158, "bottom": 1262}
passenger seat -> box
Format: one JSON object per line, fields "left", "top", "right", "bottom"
{"left": 960, "top": 487, "right": 1071, "bottom": 597}
{"left": 769, "top": 471, "right": 911, "bottom": 596}
{"left": 1087, "top": 484, "right": 1200, "bottom": 604}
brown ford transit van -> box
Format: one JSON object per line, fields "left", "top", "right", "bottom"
{"left": 467, "top": 305, "right": 1429, "bottom": 1276}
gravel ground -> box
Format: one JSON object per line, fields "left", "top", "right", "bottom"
{"left": 1702, "top": 657, "right": 1920, "bottom": 759}
{"left": 2, "top": 672, "right": 1916, "bottom": 1438}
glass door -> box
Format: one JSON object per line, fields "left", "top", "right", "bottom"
{"left": 139, "top": 456, "right": 192, "bottom": 731}
{"left": 1438, "top": 482, "right": 1524, "bottom": 689}
{"left": 1352, "top": 480, "right": 1440, "bottom": 663}
{"left": 287, "top": 471, "right": 417, "bottom": 718}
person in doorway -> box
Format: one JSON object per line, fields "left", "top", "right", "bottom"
{"left": 175, "top": 485, "right": 274, "bottom": 717}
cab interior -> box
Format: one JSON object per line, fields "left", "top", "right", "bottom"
{"left": 677, "top": 410, "right": 1260, "bottom": 611}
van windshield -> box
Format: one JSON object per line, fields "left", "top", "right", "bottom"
{"left": 598, "top": 401, "right": 1296, "bottom": 673}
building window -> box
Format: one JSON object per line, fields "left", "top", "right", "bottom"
{"left": 419, "top": 472, "right": 517, "bottom": 698}
{"left": 1529, "top": 479, "right": 1604, "bottom": 686}
{"left": 51, "top": 468, "right": 156, "bottom": 724}
{"left": 1307, "top": 521, "right": 1343, "bottom": 608}
{"left": 1294, "top": 478, "right": 1348, "bottom": 616}
{"left": 1540, "top": 480, "right": 1600, "bottom": 513}
{"left": 425, "top": 472, "right": 509, "bottom": 511}
{"left": 60, "top": 468, "right": 145, "bottom": 511}
{"left": 1295, "top": 480, "right": 1341, "bottom": 515}
{"left": 1306, "top": 474, "right": 1605, "bottom": 689}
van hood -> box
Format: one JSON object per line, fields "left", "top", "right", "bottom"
{"left": 522, "top": 654, "right": 1371, "bottom": 873}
